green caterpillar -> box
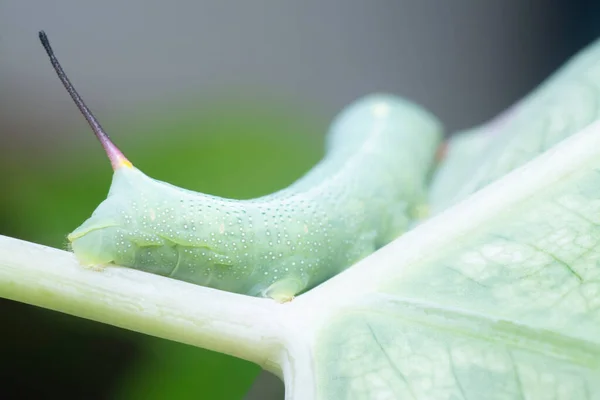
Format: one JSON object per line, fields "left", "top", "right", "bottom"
{"left": 39, "top": 31, "right": 442, "bottom": 301}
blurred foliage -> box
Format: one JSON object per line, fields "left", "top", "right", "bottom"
{"left": 0, "top": 96, "right": 324, "bottom": 399}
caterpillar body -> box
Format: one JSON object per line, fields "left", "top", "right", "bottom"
{"left": 40, "top": 31, "right": 442, "bottom": 301}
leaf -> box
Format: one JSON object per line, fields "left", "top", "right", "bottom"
{"left": 294, "top": 120, "right": 600, "bottom": 398}
{"left": 287, "top": 39, "right": 600, "bottom": 399}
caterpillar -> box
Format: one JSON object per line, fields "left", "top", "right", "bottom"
{"left": 39, "top": 31, "right": 442, "bottom": 301}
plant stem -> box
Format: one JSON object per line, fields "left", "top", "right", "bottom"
{"left": 0, "top": 235, "right": 286, "bottom": 374}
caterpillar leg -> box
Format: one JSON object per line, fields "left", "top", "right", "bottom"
{"left": 86, "top": 264, "right": 107, "bottom": 272}
{"left": 69, "top": 245, "right": 112, "bottom": 272}
{"left": 262, "top": 277, "right": 306, "bottom": 303}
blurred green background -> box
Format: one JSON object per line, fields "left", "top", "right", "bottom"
{"left": 2, "top": 1, "right": 600, "bottom": 399}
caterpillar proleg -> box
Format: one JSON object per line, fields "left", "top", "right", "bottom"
{"left": 39, "top": 31, "right": 442, "bottom": 301}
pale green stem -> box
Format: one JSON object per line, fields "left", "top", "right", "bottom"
{"left": 0, "top": 235, "right": 288, "bottom": 375}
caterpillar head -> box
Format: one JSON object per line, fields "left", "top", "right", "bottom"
{"left": 39, "top": 31, "right": 173, "bottom": 274}
{"left": 66, "top": 167, "right": 143, "bottom": 266}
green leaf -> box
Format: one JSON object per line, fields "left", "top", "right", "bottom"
{"left": 306, "top": 128, "right": 600, "bottom": 396}
{"left": 308, "top": 134, "right": 600, "bottom": 399}
{"left": 292, "top": 38, "right": 600, "bottom": 399}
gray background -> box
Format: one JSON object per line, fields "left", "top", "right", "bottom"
{"left": 2, "top": 1, "right": 597, "bottom": 150}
